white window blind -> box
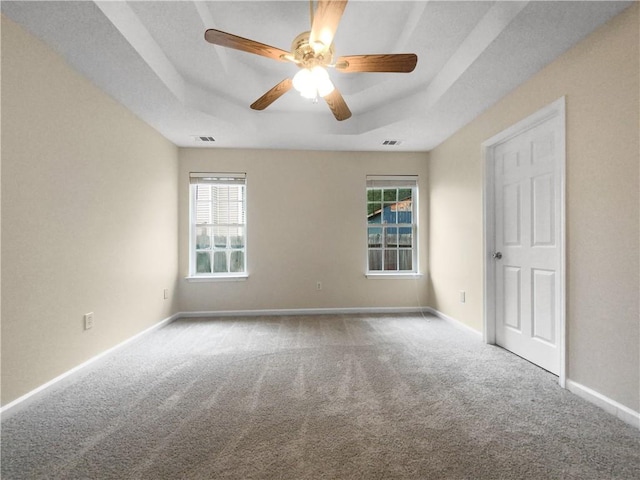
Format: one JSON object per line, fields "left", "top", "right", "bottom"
{"left": 189, "top": 173, "right": 246, "bottom": 185}
{"left": 366, "top": 175, "right": 419, "bottom": 188}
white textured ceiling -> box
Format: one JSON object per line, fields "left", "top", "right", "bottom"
{"left": 2, "top": 1, "right": 632, "bottom": 151}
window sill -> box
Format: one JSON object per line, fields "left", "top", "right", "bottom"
{"left": 185, "top": 274, "right": 248, "bottom": 282}
{"left": 366, "top": 273, "right": 423, "bottom": 280}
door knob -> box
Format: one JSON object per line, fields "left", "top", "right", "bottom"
{"left": 492, "top": 252, "right": 503, "bottom": 260}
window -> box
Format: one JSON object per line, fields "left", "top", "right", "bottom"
{"left": 189, "top": 173, "right": 246, "bottom": 277}
{"left": 366, "top": 175, "right": 418, "bottom": 274}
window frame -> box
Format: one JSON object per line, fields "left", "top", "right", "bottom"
{"left": 366, "top": 175, "right": 419, "bottom": 277}
{"left": 187, "top": 172, "right": 248, "bottom": 280}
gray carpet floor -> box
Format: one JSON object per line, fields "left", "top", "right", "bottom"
{"left": 2, "top": 313, "right": 639, "bottom": 479}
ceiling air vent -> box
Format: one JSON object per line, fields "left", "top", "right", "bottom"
{"left": 193, "top": 136, "right": 215, "bottom": 143}
{"left": 382, "top": 140, "right": 402, "bottom": 146}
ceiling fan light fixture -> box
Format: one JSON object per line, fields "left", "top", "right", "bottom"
{"left": 300, "top": 86, "right": 319, "bottom": 100}
{"left": 293, "top": 66, "right": 335, "bottom": 99}
{"left": 311, "top": 66, "right": 334, "bottom": 97}
{"left": 292, "top": 68, "right": 313, "bottom": 95}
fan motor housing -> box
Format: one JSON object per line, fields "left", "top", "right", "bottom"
{"left": 291, "top": 31, "right": 333, "bottom": 68}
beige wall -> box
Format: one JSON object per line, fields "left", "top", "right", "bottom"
{"left": 178, "top": 149, "right": 429, "bottom": 313}
{"left": 428, "top": 4, "right": 639, "bottom": 411}
{"left": 1, "top": 17, "right": 179, "bottom": 405}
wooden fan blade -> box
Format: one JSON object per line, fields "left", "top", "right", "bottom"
{"left": 323, "top": 88, "right": 352, "bottom": 121}
{"left": 205, "top": 29, "right": 289, "bottom": 62}
{"left": 310, "top": 1, "right": 347, "bottom": 51}
{"left": 335, "top": 54, "right": 418, "bottom": 73}
{"left": 250, "top": 79, "right": 293, "bottom": 110}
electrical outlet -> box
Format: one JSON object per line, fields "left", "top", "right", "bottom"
{"left": 84, "top": 312, "right": 94, "bottom": 330}
{"left": 460, "top": 291, "right": 466, "bottom": 303}
{"left": 163, "top": 288, "right": 169, "bottom": 300}
{"left": 316, "top": 281, "right": 322, "bottom": 291}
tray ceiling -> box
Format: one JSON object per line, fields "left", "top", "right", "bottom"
{"left": 1, "top": 1, "right": 632, "bottom": 151}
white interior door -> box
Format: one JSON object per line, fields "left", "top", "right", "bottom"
{"left": 488, "top": 104, "right": 564, "bottom": 376}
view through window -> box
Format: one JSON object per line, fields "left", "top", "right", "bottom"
{"left": 367, "top": 176, "right": 418, "bottom": 273}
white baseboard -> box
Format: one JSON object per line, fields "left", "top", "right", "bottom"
{"left": 424, "top": 307, "right": 483, "bottom": 337}
{"left": 566, "top": 379, "right": 640, "bottom": 429}
{"left": 178, "top": 306, "right": 430, "bottom": 318}
{"left": 0, "top": 313, "right": 181, "bottom": 417}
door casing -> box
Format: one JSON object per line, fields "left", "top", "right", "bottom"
{"left": 482, "top": 97, "right": 567, "bottom": 387}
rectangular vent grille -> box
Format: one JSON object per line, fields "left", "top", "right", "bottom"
{"left": 193, "top": 136, "right": 215, "bottom": 142}
{"left": 382, "top": 140, "right": 401, "bottom": 146}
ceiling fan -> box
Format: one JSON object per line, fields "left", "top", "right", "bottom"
{"left": 204, "top": 0, "right": 418, "bottom": 121}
